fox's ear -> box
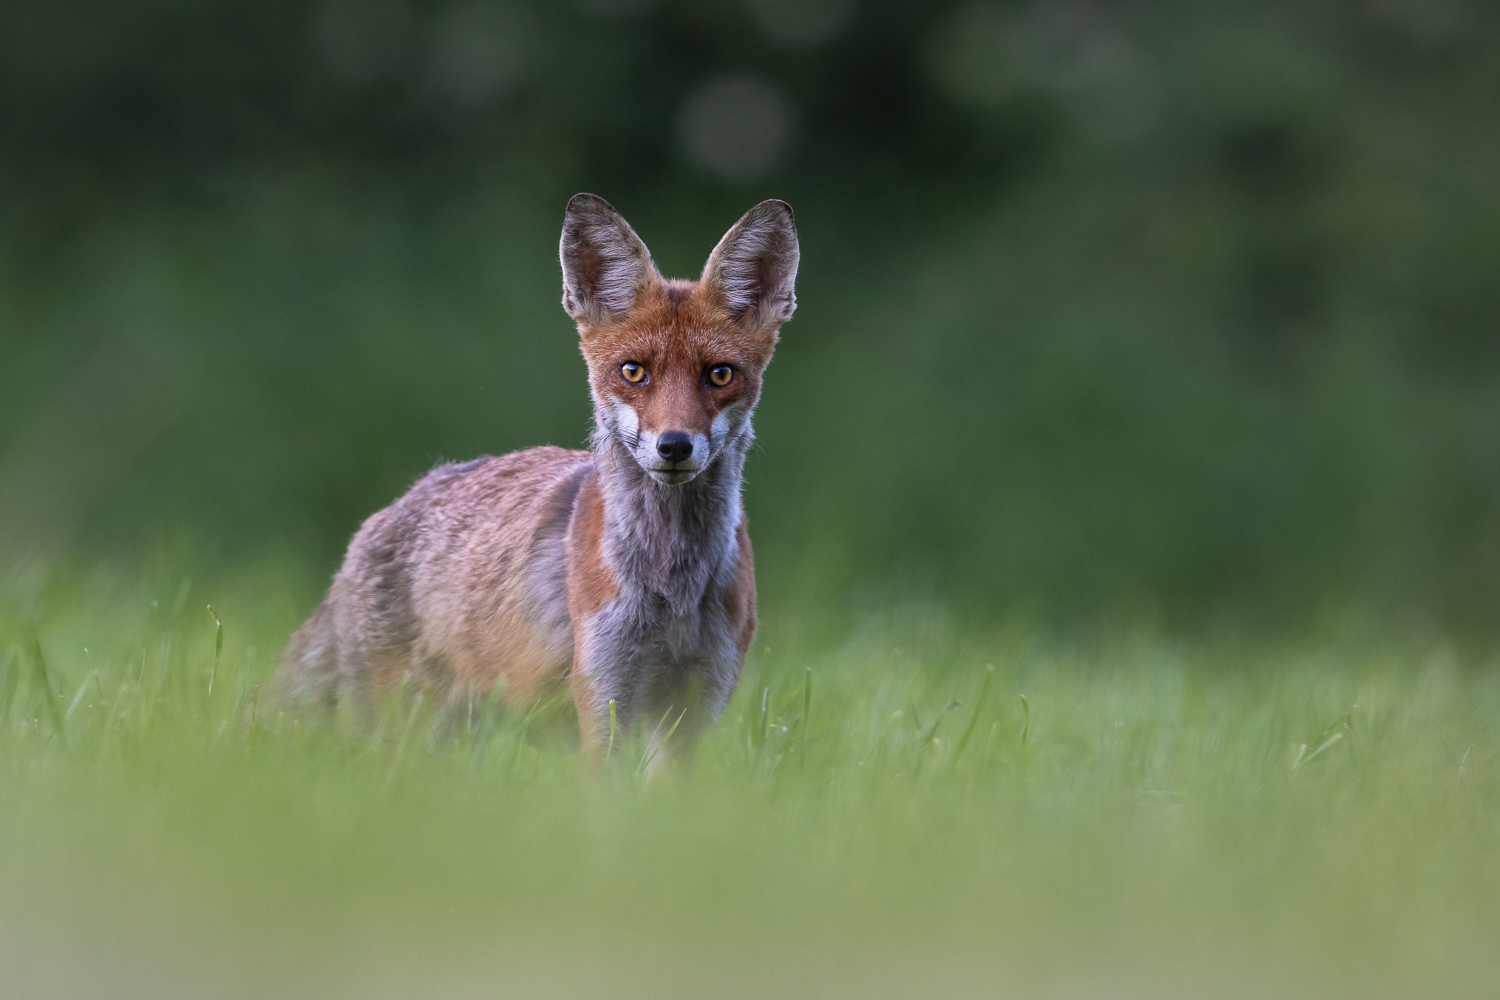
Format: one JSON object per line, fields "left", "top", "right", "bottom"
{"left": 560, "top": 193, "right": 660, "bottom": 326}
{"left": 700, "top": 200, "right": 799, "bottom": 333}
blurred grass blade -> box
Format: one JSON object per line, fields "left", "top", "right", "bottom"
{"left": 205, "top": 605, "right": 223, "bottom": 700}
{"left": 469, "top": 679, "right": 508, "bottom": 767}
{"left": 1293, "top": 713, "right": 1351, "bottom": 773}
{"left": 952, "top": 664, "right": 995, "bottom": 765}
{"left": 757, "top": 686, "right": 769, "bottom": 752}
{"left": 170, "top": 578, "right": 192, "bottom": 622}
{"left": 606, "top": 699, "right": 617, "bottom": 764}
{"left": 640, "top": 707, "right": 687, "bottom": 775}
{"left": 922, "top": 700, "right": 960, "bottom": 744}
{"left": 512, "top": 693, "right": 564, "bottom": 773}
{"left": 29, "top": 637, "right": 67, "bottom": 744}
{"left": 0, "top": 649, "right": 19, "bottom": 720}
{"left": 390, "top": 689, "right": 426, "bottom": 777}
{"left": 638, "top": 706, "right": 675, "bottom": 775}
{"left": 64, "top": 671, "right": 94, "bottom": 722}
{"left": 801, "top": 666, "right": 812, "bottom": 762}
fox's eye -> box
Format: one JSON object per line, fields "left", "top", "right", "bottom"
{"left": 708, "top": 365, "right": 734, "bottom": 387}
{"left": 620, "top": 362, "right": 647, "bottom": 384}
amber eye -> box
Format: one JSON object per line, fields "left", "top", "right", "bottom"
{"left": 708, "top": 365, "right": 734, "bottom": 387}
{"left": 620, "top": 362, "right": 647, "bottom": 384}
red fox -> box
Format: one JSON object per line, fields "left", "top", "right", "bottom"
{"left": 277, "top": 194, "right": 798, "bottom": 756}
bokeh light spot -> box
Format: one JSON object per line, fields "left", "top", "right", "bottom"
{"left": 425, "top": 1, "right": 530, "bottom": 108}
{"left": 314, "top": 0, "right": 417, "bottom": 86}
{"left": 676, "top": 74, "right": 796, "bottom": 185}
{"left": 748, "top": 0, "right": 858, "bottom": 49}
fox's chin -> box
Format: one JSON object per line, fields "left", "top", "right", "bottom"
{"left": 644, "top": 467, "right": 700, "bottom": 485}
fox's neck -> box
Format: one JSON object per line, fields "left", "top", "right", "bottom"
{"left": 590, "top": 424, "right": 750, "bottom": 614}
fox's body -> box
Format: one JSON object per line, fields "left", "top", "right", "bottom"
{"left": 278, "top": 195, "right": 798, "bottom": 753}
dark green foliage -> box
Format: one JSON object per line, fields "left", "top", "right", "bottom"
{"left": 3, "top": 1, "right": 1500, "bottom": 633}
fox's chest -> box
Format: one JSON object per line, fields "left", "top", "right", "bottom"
{"left": 574, "top": 577, "right": 744, "bottom": 717}
{"left": 601, "top": 583, "right": 738, "bottom": 660}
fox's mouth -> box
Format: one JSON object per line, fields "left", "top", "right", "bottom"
{"left": 645, "top": 467, "right": 700, "bottom": 485}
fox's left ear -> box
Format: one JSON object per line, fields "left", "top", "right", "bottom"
{"left": 700, "top": 200, "right": 799, "bottom": 334}
{"left": 560, "top": 193, "right": 661, "bottom": 327}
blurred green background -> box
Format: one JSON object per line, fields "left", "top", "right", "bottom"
{"left": 3, "top": 0, "right": 1499, "bottom": 635}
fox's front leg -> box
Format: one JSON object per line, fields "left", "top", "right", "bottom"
{"left": 569, "top": 658, "right": 609, "bottom": 761}
{"left": 570, "top": 671, "right": 611, "bottom": 761}
{"left": 569, "top": 622, "right": 638, "bottom": 761}
{"left": 571, "top": 627, "right": 710, "bottom": 767}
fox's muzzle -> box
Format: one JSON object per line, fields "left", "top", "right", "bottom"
{"left": 656, "top": 431, "right": 694, "bottom": 464}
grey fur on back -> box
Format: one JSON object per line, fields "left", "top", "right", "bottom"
{"left": 278, "top": 449, "right": 592, "bottom": 711}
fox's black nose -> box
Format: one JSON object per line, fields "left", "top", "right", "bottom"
{"left": 657, "top": 431, "right": 694, "bottom": 464}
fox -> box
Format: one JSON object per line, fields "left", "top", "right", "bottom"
{"left": 276, "top": 193, "right": 799, "bottom": 757}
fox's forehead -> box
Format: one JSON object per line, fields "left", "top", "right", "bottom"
{"left": 585, "top": 327, "right": 762, "bottom": 366}
{"left": 579, "top": 282, "right": 776, "bottom": 369}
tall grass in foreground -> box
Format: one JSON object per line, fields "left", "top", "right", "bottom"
{"left": 1, "top": 567, "right": 1497, "bottom": 999}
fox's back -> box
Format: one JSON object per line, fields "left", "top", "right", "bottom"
{"left": 279, "top": 446, "right": 592, "bottom": 708}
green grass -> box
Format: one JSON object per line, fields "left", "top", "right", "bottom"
{"left": 1, "top": 566, "right": 1497, "bottom": 998}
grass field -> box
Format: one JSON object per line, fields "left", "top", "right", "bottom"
{"left": 2, "top": 565, "right": 1497, "bottom": 999}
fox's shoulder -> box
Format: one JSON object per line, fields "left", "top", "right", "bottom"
{"left": 343, "top": 450, "right": 592, "bottom": 541}
{"left": 403, "top": 446, "right": 591, "bottom": 511}
{"left": 484, "top": 445, "right": 592, "bottom": 479}
{"left": 458, "top": 446, "right": 590, "bottom": 500}
{"left": 345, "top": 446, "right": 591, "bottom": 569}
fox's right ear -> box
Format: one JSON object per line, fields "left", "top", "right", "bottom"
{"left": 700, "top": 199, "right": 799, "bottom": 335}
{"left": 560, "top": 193, "right": 659, "bottom": 327}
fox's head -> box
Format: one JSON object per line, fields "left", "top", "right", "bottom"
{"left": 560, "top": 194, "right": 799, "bottom": 485}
